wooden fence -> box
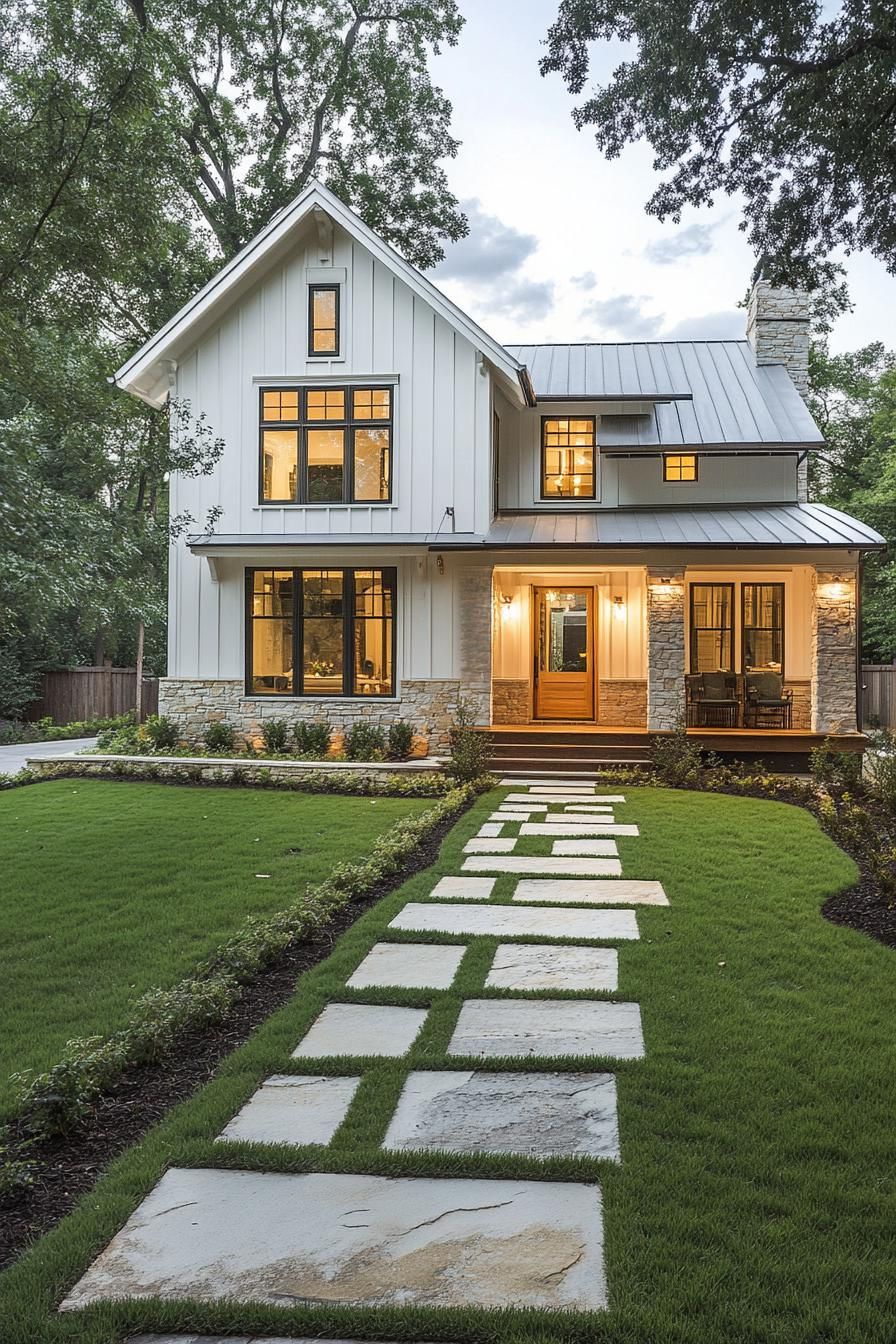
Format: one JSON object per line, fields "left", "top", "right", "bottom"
{"left": 27, "top": 667, "right": 159, "bottom": 724}
{"left": 862, "top": 665, "right": 896, "bottom": 728}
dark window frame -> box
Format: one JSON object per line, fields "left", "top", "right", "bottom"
{"left": 308, "top": 283, "right": 340, "bottom": 357}
{"left": 742, "top": 581, "right": 785, "bottom": 677}
{"left": 539, "top": 415, "right": 597, "bottom": 501}
{"left": 663, "top": 452, "right": 699, "bottom": 482}
{"left": 258, "top": 384, "right": 393, "bottom": 505}
{"left": 245, "top": 566, "right": 397, "bottom": 698}
{"left": 689, "top": 582, "right": 735, "bottom": 673}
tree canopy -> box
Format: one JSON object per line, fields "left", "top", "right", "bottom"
{"left": 0, "top": 0, "right": 465, "bottom": 715}
{"left": 542, "top": 1, "right": 896, "bottom": 299}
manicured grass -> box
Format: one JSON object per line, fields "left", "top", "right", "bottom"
{"left": 0, "top": 780, "right": 428, "bottom": 1115}
{"left": 3, "top": 787, "right": 895, "bottom": 1343}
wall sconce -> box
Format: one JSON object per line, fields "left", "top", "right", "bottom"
{"left": 436, "top": 554, "right": 444, "bottom": 575}
{"left": 500, "top": 593, "right": 514, "bottom": 607}
{"left": 613, "top": 595, "right": 626, "bottom": 621}
{"left": 823, "top": 573, "right": 851, "bottom": 599}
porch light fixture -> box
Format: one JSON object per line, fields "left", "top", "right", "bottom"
{"left": 500, "top": 593, "right": 513, "bottom": 607}
{"left": 613, "top": 595, "right": 626, "bottom": 621}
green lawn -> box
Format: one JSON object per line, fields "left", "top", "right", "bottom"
{"left": 3, "top": 786, "right": 896, "bottom": 1343}
{"left": 0, "top": 779, "right": 428, "bottom": 1115}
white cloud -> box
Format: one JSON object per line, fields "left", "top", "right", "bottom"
{"left": 581, "top": 294, "right": 664, "bottom": 340}
{"left": 661, "top": 310, "right": 745, "bottom": 340}
{"left": 571, "top": 270, "right": 598, "bottom": 290}
{"left": 488, "top": 278, "right": 555, "bottom": 321}
{"left": 645, "top": 222, "right": 719, "bottom": 266}
{"left": 433, "top": 198, "right": 538, "bottom": 281}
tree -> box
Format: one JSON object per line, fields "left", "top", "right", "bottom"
{"left": 542, "top": 2, "right": 896, "bottom": 299}
{"left": 808, "top": 343, "right": 896, "bottom": 660}
{"left": 0, "top": 0, "right": 465, "bottom": 715}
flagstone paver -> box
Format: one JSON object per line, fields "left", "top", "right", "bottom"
{"left": 513, "top": 879, "right": 669, "bottom": 906}
{"left": 217, "top": 1076, "right": 360, "bottom": 1148}
{"left": 489, "top": 811, "right": 537, "bottom": 823}
{"left": 292, "top": 1004, "right": 428, "bottom": 1058}
{"left": 485, "top": 943, "right": 618, "bottom": 992}
{"left": 60, "top": 1167, "right": 607, "bottom": 1311}
{"left": 429, "top": 875, "right": 496, "bottom": 901}
{"left": 504, "top": 793, "right": 625, "bottom": 804}
{"left": 556, "top": 813, "right": 619, "bottom": 823}
{"left": 520, "top": 826, "right": 619, "bottom": 847}
{"left": 347, "top": 943, "right": 465, "bottom": 990}
{"left": 498, "top": 777, "right": 600, "bottom": 786}
{"left": 553, "top": 839, "right": 627, "bottom": 857}
{"left": 565, "top": 804, "right": 620, "bottom": 813}
{"left": 462, "top": 855, "right": 622, "bottom": 877}
{"left": 477, "top": 822, "right": 505, "bottom": 837}
{"left": 383, "top": 1070, "right": 619, "bottom": 1159}
{"left": 389, "top": 902, "right": 639, "bottom": 940}
{"left": 463, "top": 837, "right": 517, "bottom": 854}
{"left": 538, "top": 824, "right": 639, "bottom": 837}
{"left": 448, "top": 999, "right": 645, "bottom": 1060}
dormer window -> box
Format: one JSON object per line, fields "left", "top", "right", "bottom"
{"left": 541, "top": 417, "right": 596, "bottom": 499}
{"left": 309, "top": 284, "right": 339, "bottom": 356}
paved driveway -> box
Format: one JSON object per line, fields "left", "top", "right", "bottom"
{"left": 0, "top": 736, "right": 98, "bottom": 777}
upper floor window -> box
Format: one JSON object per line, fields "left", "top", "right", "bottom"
{"left": 308, "top": 284, "right": 339, "bottom": 356}
{"left": 541, "top": 417, "right": 596, "bottom": 499}
{"left": 260, "top": 385, "right": 392, "bottom": 504}
{"left": 664, "top": 453, "right": 697, "bottom": 482}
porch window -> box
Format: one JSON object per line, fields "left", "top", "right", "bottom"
{"left": 259, "top": 386, "right": 392, "bottom": 503}
{"left": 742, "top": 583, "right": 784, "bottom": 674}
{"left": 246, "top": 567, "right": 396, "bottom": 697}
{"left": 664, "top": 453, "right": 697, "bottom": 482}
{"left": 690, "top": 583, "right": 734, "bottom": 672}
{"left": 309, "top": 284, "right": 339, "bottom": 355}
{"left": 541, "top": 417, "right": 596, "bottom": 499}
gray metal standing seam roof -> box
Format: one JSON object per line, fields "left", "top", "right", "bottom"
{"left": 505, "top": 341, "right": 823, "bottom": 447}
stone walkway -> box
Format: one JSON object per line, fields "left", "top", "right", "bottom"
{"left": 61, "top": 780, "right": 668, "bottom": 1328}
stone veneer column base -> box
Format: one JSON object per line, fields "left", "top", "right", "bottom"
{"left": 786, "top": 681, "right": 811, "bottom": 731}
{"left": 598, "top": 680, "right": 647, "bottom": 727}
{"left": 158, "top": 678, "right": 465, "bottom": 753}
{"left": 491, "top": 679, "right": 530, "bottom": 725}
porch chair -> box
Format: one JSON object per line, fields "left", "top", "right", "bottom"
{"left": 686, "top": 672, "right": 740, "bottom": 728}
{"left": 744, "top": 672, "right": 793, "bottom": 730}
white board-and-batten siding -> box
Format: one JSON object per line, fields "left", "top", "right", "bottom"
{"left": 168, "top": 221, "right": 490, "bottom": 680}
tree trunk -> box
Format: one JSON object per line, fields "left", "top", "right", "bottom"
{"left": 135, "top": 621, "right": 145, "bottom": 721}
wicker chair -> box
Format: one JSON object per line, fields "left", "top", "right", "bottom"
{"left": 686, "top": 672, "right": 740, "bottom": 728}
{"left": 744, "top": 671, "right": 793, "bottom": 729}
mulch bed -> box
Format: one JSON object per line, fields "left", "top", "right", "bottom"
{"left": 0, "top": 811, "right": 459, "bottom": 1270}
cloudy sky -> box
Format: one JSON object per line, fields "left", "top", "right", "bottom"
{"left": 428, "top": 1, "right": 895, "bottom": 353}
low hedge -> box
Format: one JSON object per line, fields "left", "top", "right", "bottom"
{"left": 5, "top": 781, "right": 483, "bottom": 1143}
{"left": 0, "top": 761, "right": 459, "bottom": 797}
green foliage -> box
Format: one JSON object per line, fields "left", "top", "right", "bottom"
{"left": 863, "top": 728, "right": 896, "bottom": 811}
{"left": 203, "top": 721, "right": 236, "bottom": 753}
{"left": 261, "top": 718, "right": 290, "bottom": 754}
{"left": 0, "top": 711, "right": 133, "bottom": 746}
{"left": 142, "top": 714, "right": 180, "bottom": 752}
{"left": 808, "top": 342, "right": 896, "bottom": 659}
{"left": 345, "top": 721, "right": 387, "bottom": 761}
{"left": 543, "top": 2, "right": 896, "bottom": 306}
{"left": 445, "top": 696, "right": 493, "bottom": 782}
{"left": 809, "top": 738, "right": 864, "bottom": 793}
{"left": 387, "top": 720, "right": 414, "bottom": 760}
{"left": 649, "top": 713, "right": 705, "bottom": 787}
{"left": 292, "top": 720, "right": 332, "bottom": 758}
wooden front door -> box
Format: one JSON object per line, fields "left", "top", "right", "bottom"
{"left": 533, "top": 587, "right": 596, "bottom": 721}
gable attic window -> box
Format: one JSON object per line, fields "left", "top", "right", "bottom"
{"left": 260, "top": 386, "right": 392, "bottom": 504}
{"left": 309, "top": 284, "right": 339, "bottom": 356}
{"left": 541, "top": 417, "right": 596, "bottom": 499}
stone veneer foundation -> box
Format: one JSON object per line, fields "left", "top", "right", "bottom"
{"left": 598, "top": 679, "right": 647, "bottom": 727}
{"left": 158, "top": 678, "right": 464, "bottom": 752}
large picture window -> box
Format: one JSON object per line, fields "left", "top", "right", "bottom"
{"left": 742, "top": 583, "right": 784, "bottom": 674}
{"left": 541, "top": 417, "right": 596, "bottom": 499}
{"left": 247, "top": 567, "right": 395, "bottom": 697}
{"left": 260, "top": 385, "right": 392, "bottom": 504}
{"left": 689, "top": 583, "right": 734, "bottom": 672}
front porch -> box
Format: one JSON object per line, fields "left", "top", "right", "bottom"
{"left": 487, "top": 561, "right": 861, "bottom": 749}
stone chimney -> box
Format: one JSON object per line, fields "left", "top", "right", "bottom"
{"left": 746, "top": 279, "right": 810, "bottom": 398}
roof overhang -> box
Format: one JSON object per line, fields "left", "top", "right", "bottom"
{"left": 114, "top": 181, "right": 529, "bottom": 408}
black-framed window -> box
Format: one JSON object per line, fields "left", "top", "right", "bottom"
{"left": 259, "top": 385, "right": 392, "bottom": 504}
{"left": 246, "top": 567, "right": 396, "bottom": 697}
{"left": 664, "top": 453, "right": 697, "bottom": 482}
{"left": 309, "top": 284, "right": 339, "bottom": 356}
{"left": 541, "top": 417, "right": 596, "bottom": 499}
{"left": 743, "top": 583, "right": 784, "bottom": 675}
{"left": 690, "top": 583, "right": 734, "bottom": 672}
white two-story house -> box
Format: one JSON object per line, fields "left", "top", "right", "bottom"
{"left": 113, "top": 183, "right": 884, "bottom": 765}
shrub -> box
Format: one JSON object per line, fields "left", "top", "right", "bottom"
{"left": 143, "top": 714, "right": 180, "bottom": 752}
{"left": 649, "top": 711, "right": 704, "bottom": 787}
{"left": 809, "top": 738, "right": 863, "bottom": 793}
{"left": 292, "top": 720, "right": 332, "bottom": 758}
{"left": 387, "top": 720, "right": 414, "bottom": 760}
{"left": 261, "top": 718, "right": 290, "bottom": 754}
{"left": 204, "top": 721, "right": 236, "bottom": 753}
{"left": 345, "top": 721, "right": 387, "bottom": 761}
{"left": 445, "top": 696, "right": 493, "bottom": 782}
{"left": 96, "top": 720, "right": 144, "bottom": 754}
{"left": 863, "top": 728, "right": 896, "bottom": 811}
